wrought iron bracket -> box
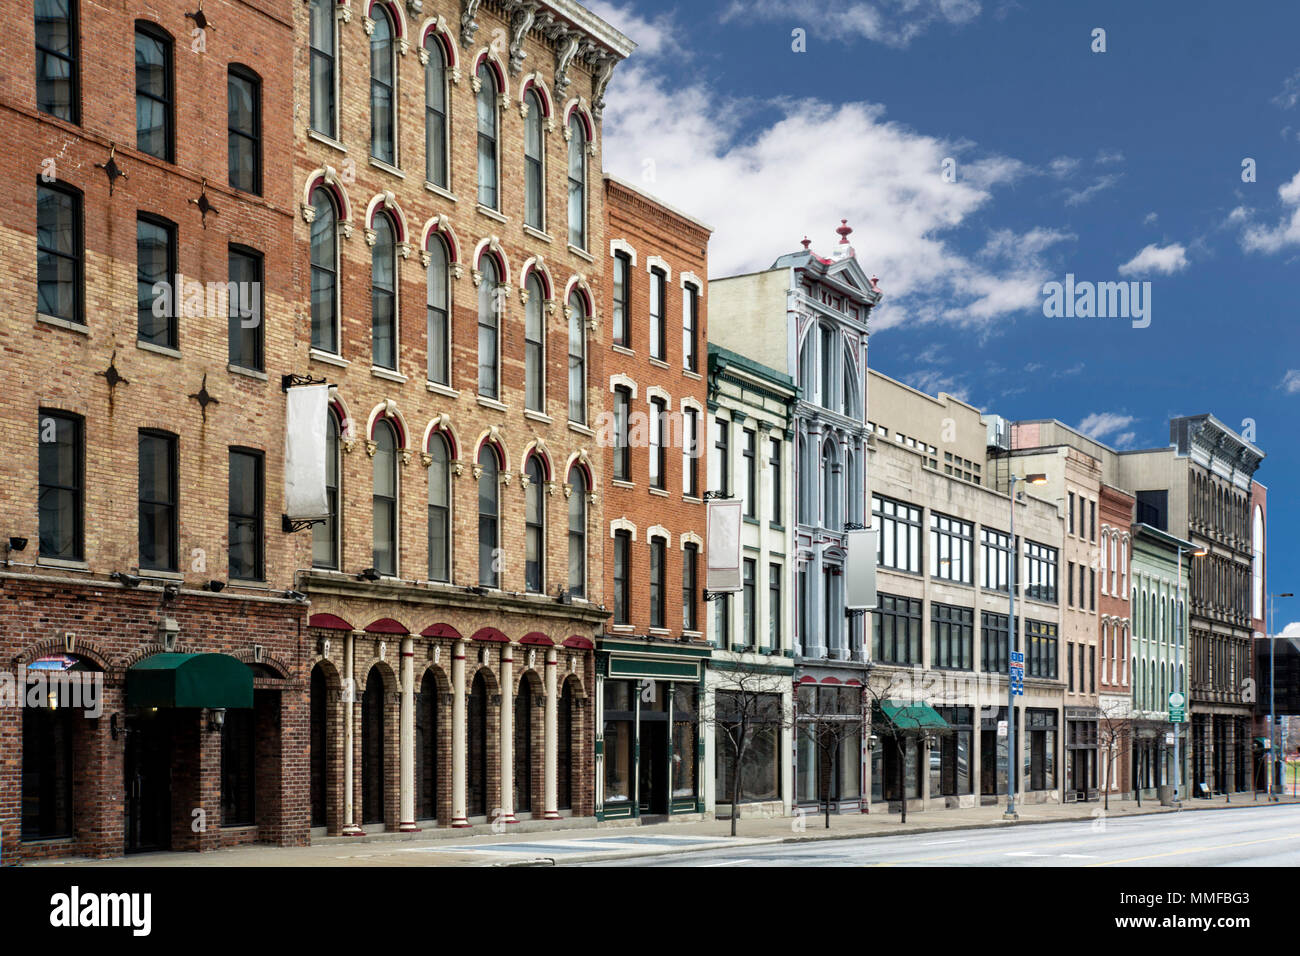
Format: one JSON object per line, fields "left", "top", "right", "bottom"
{"left": 282, "top": 515, "right": 325, "bottom": 533}
{"left": 282, "top": 373, "right": 329, "bottom": 392}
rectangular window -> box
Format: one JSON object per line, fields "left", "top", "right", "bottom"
{"left": 612, "top": 252, "right": 631, "bottom": 347}
{"left": 614, "top": 530, "right": 631, "bottom": 625}
{"left": 742, "top": 429, "right": 756, "bottom": 518}
{"left": 309, "top": 0, "right": 335, "bottom": 136}
{"left": 742, "top": 558, "right": 756, "bottom": 648}
{"left": 929, "top": 512, "right": 973, "bottom": 584}
{"left": 871, "top": 494, "right": 922, "bottom": 574}
{"left": 1089, "top": 645, "right": 1096, "bottom": 693}
{"left": 1024, "top": 540, "right": 1058, "bottom": 604}
{"left": 36, "top": 0, "right": 79, "bottom": 123}
{"left": 36, "top": 182, "right": 83, "bottom": 325}
{"left": 649, "top": 267, "right": 666, "bottom": 360}
{"left": 1068, "top": 561, "right": 1075, "bottom": 607}
{"left": 683, "top": 408, "right": 699, "bottom": 498}
{"left": 979, "top": 528, "right": 1012, "bottom": 593}
{"left": 228, "top": 449, "right": 264, "bottom": 580}
{"left": 138, "top": 431, "right": 178, "bottom": 571}
{"left": 1090, "top": 568, "right": 1096, "bottom": 611}
{"left": 137, "top": 214, "right": 177, "bottom": 349}
{"left": 933, "top": 707, "right": 973, "bottom": 797}
{"left": 228, "top": 245, "right": 264, "bottom": 371}
{"left": 872, "top": 593, "right": 922, "bottom": 665}
{"left": 228, "top": 67, "right": 261, "bottom": 194}
{"left": 135, "top": 23, "right": 173, "bottom": 161}
{"left": 425, "top": 49, "right": 447, "bottom": 187}
{"left": 682, "top": 543, "right": 698, "bottom": 631}
{"left": 649, "top": 398, "right": 666, "bottom": 489}
{"left": 650, "top": 538, "right": 665, "bottom": 628}
{"left": 613, "top": 387, "right": 631, "bottom": 481}
{"left": 426, "top": 246, "right": 449, "bottom": 384}
{"left": 768, "top": 563, "right": 782, "bottom": 650}
{"left": 525, "top": 296, "right": 544, "bottom": 413}
{"left": 769, "top": 438, "right": 782, "bottom": 525}
{"left": 711, "top": 417, "right": 729, "bottom": 495}
{"left": 1026, "top": 620, "right": 1058, "bottom": 679}
{"left": 931, "top": 603, "right": 973, "bottom": 670}
{"left": 980, "top": 611, "right": 1017, "bottom": 673}
{"left": 1068, "top": 492, "right": 1075, "bottom": 536}
{"left": 683, "top": 283, "right": 698, "bottom": 372}
{"left": 1068, "top": 643, "right": 1075, "bottom": 692}
{"left": 1090, "top": 500, "right": 1096, "bottom": 542}
{"left": 713, "top": 592, "right": 730, "bottom": 649}
{"left": 38, "top": 410, "right": 83, "bottom": 560}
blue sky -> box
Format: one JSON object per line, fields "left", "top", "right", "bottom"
{"left": 590, "top": 0, "right": 1300, "bottom": 631}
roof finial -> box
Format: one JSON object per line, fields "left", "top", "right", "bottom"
{"left": 837, "top": 219, "right": 853, "bottom": 244}
{"left": 801, "top": 236, "right": 811, "bottom": 251}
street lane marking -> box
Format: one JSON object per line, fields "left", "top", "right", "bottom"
{"left": 922, "top": 840, "right": 966, "bottom": 846}
{"left": 1085, "top": 831, "right": 1300, "bottom": 866}
{"left": 702, "top": 859, "right": 753, "bottom": 867}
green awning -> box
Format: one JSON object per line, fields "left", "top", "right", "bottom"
{"left": 879, "top": 700, "right": 950, "bottom": 733}
{"left": 127, "top": 653, "right": 253, "bottom": 709}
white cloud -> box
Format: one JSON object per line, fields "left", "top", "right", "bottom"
{"left": 1113, "top": 431, "right": 1137, "bottom": 448}
{"left": 1282, "top": 369, "right": 1300, "bottom": 394}
{"left": 1076, "top": 412, "right": 1138, "bottom": 444}
{"left": 600, "top": 63, "right": 1069, "bottom": 330}
{"left": 1048, "top": 156, "right": 1080, "bottom": 179}
{"left": 584, "top": 1, "right": 676, "bottom": 58}
{"left": 1240, "top": 169, "right": 1300, "bottom": 253}
{"left": 1063, "top": 173, "right": 1122, "bottom": 206}
{"left": 1095, "top": 148, "right": 1125, "bottom": 165}
{"left": 902, "top": 368, "right": 972, "bottom": 402}
{"left": 1281, "top": 621, "right": 1300, "bottom": 638}
{"left": 720, "top": 0, "right": 982, "bottom": 48}
{"left": 1143, "top": 211, "right": 1158, "bottom": 226}
{"left": 1118, "top": 242, "right": 1189, "bottom": 276}
{"left": 1274, "top": 70, "right": 1300, "bottom": 110}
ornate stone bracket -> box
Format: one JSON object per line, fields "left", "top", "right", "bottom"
{"left": 507, "top": 2, "right": 537, "bottom": 75}
{"left": 460, "top": 0, "right": 482, "bottom": 47}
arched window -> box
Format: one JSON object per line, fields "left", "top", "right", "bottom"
{"left": 312, "top": 407, "right": 341, "bottom": 568}
{"left": 1121, "top": 536, "right": 1128, "bottom": 591}
{"left": 467, "top": 671, "right": 487, "bottom": 816}
{"left": 477, "top": 255, "right": 499, "bottom": 399}
{"left": 1252, "top": 504, "right": 1264, "bottom": 620}
{"left": 567, "top": 114, "right": 587, "bottom": 248}
{"left": 476, "top": 63, "right": 498, "bottom": 208}
{"left": 842, "top": 352, "right": 858, "bottom": 418}
{"left": 819, "top": 325, "right": 837, "bottom": 409}
{"left": 821, "top": 441, "right": 839, "bottom": 530}
{"left": 798, "top": 434, "right": 812, "bottom": 525}
{"left": 369, "top": 6, "right": 396, "bottom": 164}
{"left": 568, "top": 466, "right": 587, "bottom": 599}
{"left": 567, "top": 290, "right": 586, "bottom": 424}
{"left": 477, "top": 444, "right": 499, "bottom": 587}
{"left": 799, "top": 331, "right": 815, "bottom": 397}
{"left": 424, "top": 35, "right": 448, "bottom": 187}
{"left": 427, "top": 238, "right": 449, "bottom": 385}
{"left": 310, "top": 187, "right": 339, "bottom": 353}
{"left": 524, "top": 90, "right": 545, "bottom": 229}
{"left": 525, "top": 273, "right": 544, "bottom": 411}
{"left": 309, "top": 0, "right": 336, "bottom": 136}
{"left": 371, "top": 213, "right": 397, "bottom": 369}
{"left": 135, "top": 22, "right": 174, "bottom": 161}
{"left": 361, "top": 669, "right": 385, "bottom": 824}
{"left": 1100, "top": 531, "right": 1108, "bottom": 594}
{"left": 515, "top": 678, "right": 533, "bottom": 813}
{"left": 372, "top": 419, "right": 398, "bottom": 576}
{"left": 525, "top": 455, "right": 544, "bottom": 592}
{"left": 844, "top": 448, "right": 858, "bottom": 525}
{"left": 427, "top": 434, "right": 450, "bottom": 582}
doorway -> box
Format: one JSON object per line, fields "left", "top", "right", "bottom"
{"left": 638, "top": 721, "right": 668, "bottom": 818}
{"left": 124, "top": 709, "right": 172, "bottom": 853}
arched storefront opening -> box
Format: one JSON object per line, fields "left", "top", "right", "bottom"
{"left": 515, "top": 677, "right": 534, "bottom": 814}
{"left": 416, "top": 669, "right": 440, "bottom": 821}
{"left": 310, "top": 663, "right": 330, "bottom": 828}
{"left": 361, "top": 671, "right": 386, "bottom": 826}
{"left": 468, "top": 670, "right": 489, "bottom": 817}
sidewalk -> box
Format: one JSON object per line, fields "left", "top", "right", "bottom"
{"left": 31, "top": 793, "right": 1300, "bottom": 867}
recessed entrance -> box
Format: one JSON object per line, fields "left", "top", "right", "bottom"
{"left": 125, "top": 709, "right": 172, "bottom": 853}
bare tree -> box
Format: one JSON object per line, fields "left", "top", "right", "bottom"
{"left": 1096, "top": 699, "right": 1133, "bottom": 812}
{"left": 858, "top": 666, "right": 951, "bottom": 824}
{"left": 796, "top": 678, "right": 869, "bottom": 829}
{"left": 703, "top": 669, "right": 793, "bottom": 837}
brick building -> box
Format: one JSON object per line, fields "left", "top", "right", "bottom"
{"left": 0, "top": 0, "right": 307, "bottom": 860}
{"left": 292, "top": 0, "right": 632, "bottom": 833}
{"left": 1097, "top": 481, "right": 1135, "bottom": 798}
{"left": 593, "top": 175, "right": 712, "bottom": 821}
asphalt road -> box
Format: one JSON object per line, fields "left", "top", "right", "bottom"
{"left": 578, "top": 804, "right": 1300, "bottom": 866}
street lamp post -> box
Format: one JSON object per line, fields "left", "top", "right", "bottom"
{"left": 1268, "top": 592, "right": 1293, "bottom": 801}
{"left": 1173, "top": 543, "right": 1207, "bottom": 803}
{"left": 1005, "top": 471, "right": 1047, "bottom": 821}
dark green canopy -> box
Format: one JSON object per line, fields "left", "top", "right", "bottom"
{"left": 878, "top": 700, "right": 950, "bottom": 733}
{"left": 127, "top": 653, "right": 253, "bottom": 709}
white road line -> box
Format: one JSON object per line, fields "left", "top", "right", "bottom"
{"left": 701, "top": 858, "right": 753, "bottom": 867}
{"left": 922, "top": 840, "right": 966, "bottom": 846}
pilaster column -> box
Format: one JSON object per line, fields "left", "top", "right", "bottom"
{"left": 544, "top": 645, "right": 560, "bottom": 819}
{"left": 451, "top": 639, "right": 469, "bottom": 826}
{"left": 500, "top": 643, "right": 517, "bottom": 824}
{"left": 399, "top": 636, "right": 417, "bottom": 830}
{"left": 342, "top": 630, "right": 363, "bottom": 835}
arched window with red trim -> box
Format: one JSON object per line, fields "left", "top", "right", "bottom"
{"left": 567, "top": 112, "right": 587, "bottom": 248}
{"left": 370, "top": 4, "right": 396, "bottom": 164}
{"left": 427, "top": 432, "right": 450, "bottom": 582}
{"left": 372, "top": 212, "right": 397, "bottom": 369}
{"left": 568, "top": 465, "right": 587, "bottom": 598}
{"left": 313, "top": 405, "right": 342, "bottom": 569}
{"left": 476, "top": 62, "right": 499, "bottom": 208}
{"left": 477, "top": 442, "right": 500, "bottom": 587}
{"left": 310, "top": 186, "right": 340, "bottom": 353}
{"left": 477, "top": 254, "right": 500, "bottom": 399}
{"left": 373, "top": 419, "right": 398, "bottom": 576}
{"left": 425, "top": 33, "right": 448, "bottom": 187}
{"left": 567, "top": 289, "right": 587, "bottom": 425}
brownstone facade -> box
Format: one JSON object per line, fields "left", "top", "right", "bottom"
{"left": 1098, "top": 481, "right": 1134, "bottom": 797}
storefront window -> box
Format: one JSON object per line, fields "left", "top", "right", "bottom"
{"left": 838, "top": 727, "right": 861, "bottom": 799}
{"left": 21, "top": 703, "right": 75, "bottom": 839}
{"left": 870, "top": 742, "right": 883, "bottom": 802}
{"left": 221, "top": 705, "right": 256, "bottom": 826}
{"left": 933, "top": 707, "right": 973, "bottom": 796}
{"left": 672, "top": 685, "right": 697, "bottom": 798}
{"left": 798, "top": 725, "right": 819, "bottom": 803}
{"left": 603, "top": 680, "right": 633, "bottom": 805}
{"left": 715, "top": 690, "right": 781, "bottom": 803}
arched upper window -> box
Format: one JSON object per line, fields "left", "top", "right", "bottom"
{"left": 842, "top": 352, "right": 858, "bottom": 418}
{"left": 477, "top": 255, "right": 500, "bottom": 399}
{"left": 372, "top": 419, "right": 398, "bottom": 576}
{"left": 525, "top": 455, "right": 544, "bottom": 593}
{"left": 477, "top": 444, "right": 500, "bottom": 587}
{"left": 427, "top": 238, "right": 449, "bottom": 385}
{"left": 568, "top": 466, "right": 587, "bottom": 598}
{"left": 427, "top": 433, "right": 450, "bottom": 582}
{"left": 312, "top": 407, "right": 341, "bottom": 569}
{"left": 371, "top": 213, "right": 397, "bottom": 370}
{"left": 567, "top": 114, "right": 587, "bottom": 248}
{"left": 525, "top": 273, "right": 544, "bottom": 412}
{"left": 309, "top": 0, "right": 336, "bottom": 136}
{"left": 310, "top": 187, "right": 339, "bottom": 353}
{"left": 567, "top": 290, "right": 586, "bottom": 424}
{"left": 476, "top": 63, "right": 498, "bottom": 208}
{"left": 424, "top": 35, "right": 448, "bottom": 187}
{"left": 798, "top": 434, "right": 813, "bottom": 525}
{"left": 525, "top": 90, "right": 545, "bottom": 229}
{"left": 819, "top": 325, "right": 837, "bottom": 410}
{"left": 227, "top": 66, "right": 262, "bottom": 194}
{"left": 369, "top": 6, "right": 396, "bottom": 164}
{"left": 799, "top": 330, "right": 816, "bottom": 397}
{"left": 821, "top": 441, "right": 839, "bottom": 530}
{"left": 135, "top": 22, "right": 174, "bottom": 161}
{"left": 1252, "top": 504, "right": 1264, "bottom": 620}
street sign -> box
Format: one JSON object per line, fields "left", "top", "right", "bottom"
{"left": 1010, "top": 651, "right": 1025, "bottom": 665}
{"left": 1165, "top": 732, "right": 1175, "bottom": 745}
{"left": 1168, "top": 692, "right": 1185, "bottom": 723}
{"left": 997, "top": 720, "right": 1008, "bottom": 738}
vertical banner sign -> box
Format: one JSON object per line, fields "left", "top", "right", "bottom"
{"left": 844, "top": 527, "right": 878, "bottom": 610}
{"left": 284, "top": 383, "right": 330, "bottom": 520}
{"left": 706, "top": 498, "right": 743, "bottom": 592}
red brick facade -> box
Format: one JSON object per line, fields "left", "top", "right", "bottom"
{"left": 1098, "top": 482, "right": 1134, "bottom": 796}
